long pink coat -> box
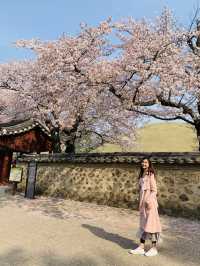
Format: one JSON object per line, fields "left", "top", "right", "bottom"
{"left": 139, "top": 172, "right": 162, "bottom": 233}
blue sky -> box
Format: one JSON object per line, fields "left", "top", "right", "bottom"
{"left": 0, "top": 0, "right": 199, "bottom": 62}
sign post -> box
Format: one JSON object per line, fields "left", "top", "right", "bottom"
{"left": 9, "top": 166, "right": 23, "bottom": 195}
{"left": 9, "top": 167, "right": 23, "bottom": 182}
{"left": 25, "top": 161, "right": 37, "bottom": 199}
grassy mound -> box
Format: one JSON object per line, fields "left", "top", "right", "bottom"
{"left": 92, "top": 122, "right": 198, "bottom": 152}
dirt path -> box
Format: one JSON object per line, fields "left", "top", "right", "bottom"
{"left": 0, "top": 192, "right": 199, "bottom": 266}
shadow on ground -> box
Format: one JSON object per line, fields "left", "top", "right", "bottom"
{"left": 82, "top": 224, "right": 137, "bottom": 249}
{"left": 0, "top": 248, "right": 99, "bottom": 266}
{"left": 0, "top": 248, "right": 141, "bottom": 266}
{"left": 82, "top": 224, "right": 200, "bottom": 266}
{"left": 0, "top": 194, "right": 78, "bottom": 220}
{"left": 0, "top": 193, "right": 199, "bottom": 266}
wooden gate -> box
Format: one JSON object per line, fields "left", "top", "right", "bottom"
{"left": 0, "top": 150, "right": 12, "bottom": 185}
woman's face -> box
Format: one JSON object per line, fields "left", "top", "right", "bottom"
{"left": 141, "top": 159, "right": 149, "bottom": 170}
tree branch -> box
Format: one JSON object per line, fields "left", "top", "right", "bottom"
{"left": 157, "top": 93, "right": 196, "bottom": 120}
{"left": 129, "top": 108, "right": 195, "bottom": 125}
{"left": 0, "top": 83, "right": 19, "bottom": 91}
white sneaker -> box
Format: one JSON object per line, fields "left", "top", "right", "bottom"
{"left": 144, "top": 247, "right": 158, "bottom": 256}
{"left": 129, "top": 246, "right": 145, "bottom": 255}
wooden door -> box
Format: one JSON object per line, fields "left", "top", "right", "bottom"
{"left": 0, "top": 152, "right": 4, "bottom": 180}
{"left": 0, "top": 151, "right": 12, "bottom": 184}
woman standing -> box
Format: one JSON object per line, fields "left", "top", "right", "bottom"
{"left": 129, "top": 158, "right": 162, "bottom": 256}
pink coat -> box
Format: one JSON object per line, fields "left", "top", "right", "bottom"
{"left": 139, "top": 172, "right": 162, "bottom": 233}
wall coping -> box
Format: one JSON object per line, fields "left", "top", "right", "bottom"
{"left": 17, "top": 152, "right": 200, "bottom": 165}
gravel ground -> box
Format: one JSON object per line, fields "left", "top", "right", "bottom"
{"left": 0, "top": 191, "right": 199, "bottom": 266}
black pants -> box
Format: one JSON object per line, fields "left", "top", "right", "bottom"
{"left": 140, "top": 238, "right": 156, "bottom": 244}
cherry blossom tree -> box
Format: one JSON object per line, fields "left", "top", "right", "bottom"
{"left": 0, "top": 61, "right": 37, "bottom": 122}
{"left": 74, "top": 91, "right": 139, "bottom": 152}
{"left": 0, "top": 19, "right": 139, "bottom": 152}
{"left": 3, "top": 8, "right": 200, "bottom": 152}
{"left": 99, "top": 8, "right": 200, "bottom": 150}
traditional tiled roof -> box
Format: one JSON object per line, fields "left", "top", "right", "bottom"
{"left": 0, "top": 118, "right": 51, "bottom": 137}
{"left": 18, "top": 152, "right": 200, "bottom": 164}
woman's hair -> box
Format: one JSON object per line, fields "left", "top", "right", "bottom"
{"left": 138, "top": 157, "right": 155, "bottom": 179}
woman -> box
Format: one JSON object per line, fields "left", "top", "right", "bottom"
{"left": 129, "top": 158, "right": 162, "bottom": 256}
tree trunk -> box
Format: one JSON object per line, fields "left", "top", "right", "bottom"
{"left": 63, "top": 115, "right": 83, "bottom": 154}
{"left": 195, "top": 122, "right": 200, "bottom": 151}
{"left": 51, "top": 126, "right": 61, "bottom": 153}
{"left": 65, "top": 139, "right": 75, "bottom": 154}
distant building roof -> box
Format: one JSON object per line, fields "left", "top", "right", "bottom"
{"left": 0, "top": 118, "right": 51, "bottom": 137}
{"left": 0, "top": 118, "right": 52, "bottom": 153}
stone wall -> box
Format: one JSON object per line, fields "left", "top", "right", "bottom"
{"left": 17, "top": 152, "right": 200, "bottom": 220}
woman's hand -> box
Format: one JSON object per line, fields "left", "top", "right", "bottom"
{"left": 144, "top": 195, "right": 155, "bottom": 210}
{"left": 139, "top": 201, "right": 144, "bottom": 211}
{"left": 144, "top": 201, "right": 151, "bottom": 210}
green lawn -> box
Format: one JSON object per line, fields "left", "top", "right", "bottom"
{"left": 92, "top": 122, "right": 199, "bottom": 152}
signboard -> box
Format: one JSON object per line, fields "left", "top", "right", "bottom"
{"left": 9, "top": 167, "right": 23, "bottom": 182}
{"left": 25, "top": 161, "right": 37, "bottom": 199}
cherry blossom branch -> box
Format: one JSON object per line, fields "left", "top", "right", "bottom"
{"left": 128, "top": 108, "right": 195, "bottom": 125}
{"left": 78, "top": 129, "right": 105, "bottom": 145}
{"left": 0, "top": 82, "right": 19, "bottom": 91}
{"left": 156, "top": 93, "right": 196, "bottom": 120}
{"left": 188, "top": 5, "right": 200, "bottom": 33}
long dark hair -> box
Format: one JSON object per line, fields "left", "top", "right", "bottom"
{"left": 138, "top": 157, "right": 155, "bottom": 179}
